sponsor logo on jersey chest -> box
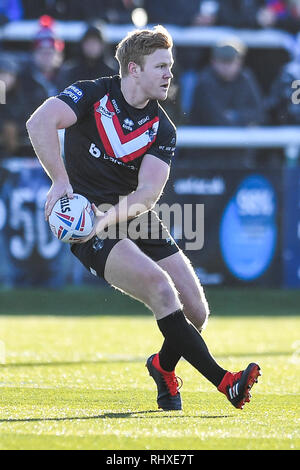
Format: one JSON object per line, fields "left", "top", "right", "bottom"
{"left": 96, "top": 104, "right": 115, "bottom": 118}
{"left": 138, "top": 116, "right": 150, "bottom": 126}
{"left": 122, "top": 118, "right": 134, "bottom": 131}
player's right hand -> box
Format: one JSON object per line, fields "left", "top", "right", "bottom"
{"left": 76, "top": 203, "right": 107, "bottom": 244}
{"left": 45, "top": 179, "right": 74, "bottom": 221}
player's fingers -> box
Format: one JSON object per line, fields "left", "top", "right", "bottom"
{"left": 67, "top": 187, "right": 74, "bottom": 199}
{"left": 45, "top": 197, "right": 54, "bottom": 221}
{"left": 92, "top": 203, "right": 105, "bottom": 217}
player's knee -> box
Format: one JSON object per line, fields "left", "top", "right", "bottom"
{"left": 196, "top": 304, "right": 210, "bottom": 331}
{"left": 146, "top": 270, "right": 178, "bottom": 310}
{"left": 186, "top": 300, "right": 210, "bottom": 332}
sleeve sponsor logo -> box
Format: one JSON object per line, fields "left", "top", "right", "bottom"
{"left": 60, "top": 85, "right": 83, "bottom": 103}
{"left": 159, "top": 145, "right": 176, "bottom": 153}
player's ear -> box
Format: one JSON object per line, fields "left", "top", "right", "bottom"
{"left": 128, "top": 61, "right": 140, "bottom": 77}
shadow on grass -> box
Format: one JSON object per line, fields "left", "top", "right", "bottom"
{"left": 0, "top": 410, "right": 233, "bottom": 423}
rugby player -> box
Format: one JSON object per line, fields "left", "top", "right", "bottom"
{"left": 26, "top": 25, "right": 261, "bottom": 411}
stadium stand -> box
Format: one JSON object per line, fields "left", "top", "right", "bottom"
{"left": 0, "top": 1, "right": 300, "bottom": 162}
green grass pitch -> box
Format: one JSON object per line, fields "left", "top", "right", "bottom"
{"left": 0, "top": 287, "right": 299, "bottom": 450}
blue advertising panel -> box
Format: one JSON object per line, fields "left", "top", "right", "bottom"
{"left": 283, "top": 168, "right": 300, "bottom": 288}
{"left": 161, "top": 167, "right": 282, "bottom": 286}
{"left": 220, "top": 174, "right": 277, "bottom": 281}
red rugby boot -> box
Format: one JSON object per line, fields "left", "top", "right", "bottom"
{"left": 217, "top": 363, "right": 261, "bottom": 409}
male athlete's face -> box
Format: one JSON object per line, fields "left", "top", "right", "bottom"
{"left": 138, "top": 48, "right": 174, "bottom": 101}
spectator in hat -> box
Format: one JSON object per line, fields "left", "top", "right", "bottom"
{"left": 190, "top": 39, "right": 265, "bottom": 127}
{"left": 58, "top": 24, "right": 116, "bottom": 89}
{"left": 21, "top": 20, "right": 65, "bottom": 114}
{"left": 0, "top": 55, "right": 29, "bottom": 156}
{"left": 187, "top": 39, "right": 265, "bottom": 168}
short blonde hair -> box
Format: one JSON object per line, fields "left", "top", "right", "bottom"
{"left": 115, "top": 25, "right": 173, "bottom": 77}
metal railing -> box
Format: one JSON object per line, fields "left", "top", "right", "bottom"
{"left": 177, "top": 126, "right": 300, "bottom": 164}
{"left": 0, "top": 20, "right": 296, "bottom": 50}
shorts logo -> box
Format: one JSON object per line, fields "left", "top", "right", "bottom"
{"left": 60, "top": 85, "right": 83, "bottom": 103}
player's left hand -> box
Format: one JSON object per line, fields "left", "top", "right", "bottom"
{"left": 76, "top": 203, "right": 107, "bottom": 243}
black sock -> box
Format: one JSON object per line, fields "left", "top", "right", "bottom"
{"left": 157, "top": 310, "right": 227, "bottom": 387}
{"left": 159, "top": 337, "right": 182, "bottom": 372}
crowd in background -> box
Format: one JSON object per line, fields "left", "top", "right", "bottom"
{"left": 1, "top": 0, "right": 300, "bottom": 167}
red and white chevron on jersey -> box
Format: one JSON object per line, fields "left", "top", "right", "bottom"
{"left": 94, "top": 94, "right": 159, "bottom": 163}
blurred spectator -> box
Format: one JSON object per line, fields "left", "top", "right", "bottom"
{"left": 187, "top": 39, "right": 265, "bottom": 168}
{"left": 190, "top": 39, "right": 265, "bottom": 126}
{"left": 21, "top": 20, "right": 65, "bottom": 115}
{"left": 0, "top": 0, "right": 23, "bottom": 25}
{"left": 257, "top": 0, "right": 300, "bottom": 33}
{"left": 266, "top": 55, "right": 300, "bottom": 123}
{"left": 0, "top": 55, "right": 29, "bottom": 156}
{"left": 218, "top": 0, "right": 265, "bottom": 28}
{"left": 58, "top": 24, "right": 116, "bottom": 89}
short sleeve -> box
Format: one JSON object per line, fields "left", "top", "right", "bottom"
{"left": 148, "top": 109, "right": 177, "bottom": 166}
{"left": 56, "top": 79, "right": 106, "bottom": 121}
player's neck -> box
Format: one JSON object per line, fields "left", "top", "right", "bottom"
{"left": 120, "top": 78, "right": 149, "bottom": 109}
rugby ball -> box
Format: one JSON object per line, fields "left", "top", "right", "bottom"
{"left": 49, "top": 194, "right": 94, "bottom": 243}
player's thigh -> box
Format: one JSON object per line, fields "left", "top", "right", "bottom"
{"left": 157, "top": 250, "right": 209, "bottom": 330}
{"left": 104, "top": 238, "right": 181, "bottom": 317}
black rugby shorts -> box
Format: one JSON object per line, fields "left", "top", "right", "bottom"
{"left": 70, "top": 210, "right": 180, "bottom": 280}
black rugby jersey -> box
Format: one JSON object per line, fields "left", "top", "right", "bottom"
{"left": 56, "top": 75, "right": 176, "bottom": 206}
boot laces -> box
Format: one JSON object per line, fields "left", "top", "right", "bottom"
{"left": 163, "top": 371, "right": 183, "bottom": 396}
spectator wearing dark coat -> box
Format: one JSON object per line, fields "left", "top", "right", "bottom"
{"left": 190, "top": 40, "right": 265, "bottom": 127}
{"left": 187, "top": 39, "right": 265, "bottom": 168}
{"left": 57, "top": 24, "right": 116, "bottom": 89}
{"left": 22, "top": 23, "right": 65, "bottom": 115}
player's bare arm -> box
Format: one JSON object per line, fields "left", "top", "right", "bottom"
{"left": 26, "top": 97, "right": 77, "bottom": 220}
{"left": 80, "top": 154, "right": 170, "bottom": 243}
